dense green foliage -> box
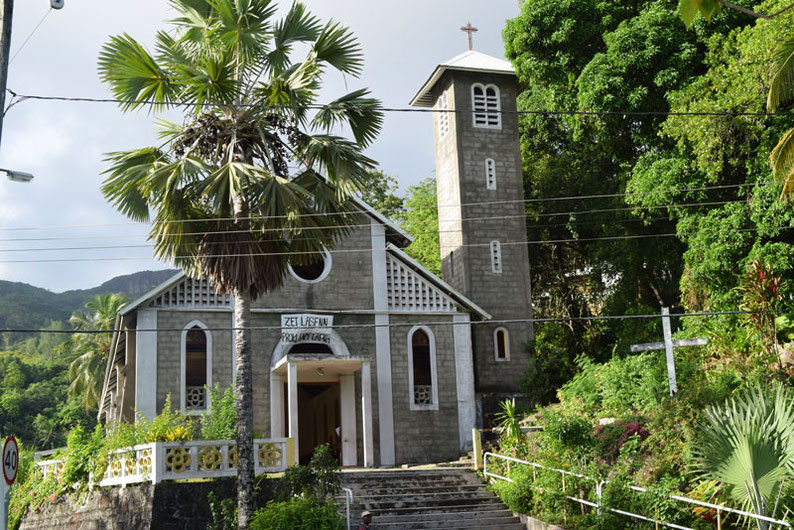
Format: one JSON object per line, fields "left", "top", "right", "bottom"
{"left": 399, "top": 177, "right": 440, "bottom": 275}
{"left": 201, "top": 384, "right": 238, "bottom": 441}
{"left": 504, "top": 0, "right": 794, "bottom": 402}
{"left": 249, "top": 498, "right": 341, "bottom": 530}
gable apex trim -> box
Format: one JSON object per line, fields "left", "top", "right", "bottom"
{"left": 386, "top": 244, "right": 491, "bottom": 320}
{"left": 120, "top": 271, "right": 186, "bottom": 316}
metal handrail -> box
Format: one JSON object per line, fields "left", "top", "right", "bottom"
{"left": 341, "top": 487, "right": 353, "bottom": 530}
{"left": 483, "top": 451, "right": 792, "bottom": 529}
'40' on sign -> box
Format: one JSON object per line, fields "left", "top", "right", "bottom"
{"left": 3, "top": 436, "right": 18, "bottom": 486}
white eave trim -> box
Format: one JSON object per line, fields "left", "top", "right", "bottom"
{"left": 385, "top": 243, "right": 491, "bottom": 320}
{"left": 410, "top": 65, "right": 516, "bottom": 108}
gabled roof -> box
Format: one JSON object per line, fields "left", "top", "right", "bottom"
{"left": 410, "top": 50, "right": 516, "bottom": 108}
{"left": 385, "top": 243, "right": 491, "bottom": 320}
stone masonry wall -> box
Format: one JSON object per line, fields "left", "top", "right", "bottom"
{"left": 389, "top": 314, "right": 461, "bottom": 463}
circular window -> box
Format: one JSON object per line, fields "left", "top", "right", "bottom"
{"left": 288, "top": 249, "right": 332, "bottom": 283}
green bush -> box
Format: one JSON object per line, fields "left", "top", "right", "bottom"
{"left": 276, "top": 444, "right": 340, "bottom": 501}
{"left": 206, "top": 491, "right": 237, "bottom": 530}
{"left": 201, "top": 384, "right": 237, "bottom": 440}
{"left": 62, "top": 424, "right": 103, "bottom": 486}
{"left": 250, "top": 498, "right": 341, "bottom": 530}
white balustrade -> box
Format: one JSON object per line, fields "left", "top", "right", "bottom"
{"left": 35, "top": 438, "right": 291, "bottom": 488}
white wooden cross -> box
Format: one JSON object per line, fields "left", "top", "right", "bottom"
{"left": 630, "top": 307, "right": 708, "bottom": 397}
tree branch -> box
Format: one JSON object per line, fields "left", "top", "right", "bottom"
{"left": 718, "top": 0, "right": 794, "bottom": 19}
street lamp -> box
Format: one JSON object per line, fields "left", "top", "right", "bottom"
{"left": 1, "top": 168, "right": 33, "bottom": 182}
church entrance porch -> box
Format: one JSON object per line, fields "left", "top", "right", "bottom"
{"left": 270, "top": 355, "right": 374, "bottom": 468}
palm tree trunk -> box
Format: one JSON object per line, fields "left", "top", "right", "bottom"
{"left": 234, "top": 292, "right": 254, "bottom": 528}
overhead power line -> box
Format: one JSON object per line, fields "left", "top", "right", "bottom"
{"left": 0, "top": 222, "right": 790, "bottom": 262}
{"left": 0, "top": 309, "right": 783, "bottom": 335}
{"left": 0, "top": 194, "right": 751, "bottom": 233}
{"left": 7, "top": 90, "right": 794, "bottom": 119}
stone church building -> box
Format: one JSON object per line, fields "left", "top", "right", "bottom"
{"left": 98, "top": 50, "right": 534, "bottom": 467}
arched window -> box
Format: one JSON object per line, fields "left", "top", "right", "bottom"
{"left": 491, "top": 240, "right": 502, "bottom": 273}
{"left": 472, "top": 83, "right": 501, "bottom": 129}
{"left": 407, "top": 327, "right": 438, "bottom": 410}
{"left": 181, "top": 321, "right": 212, "bottom": 412}
{"left": 436, "top": 90, "right": 450, "bottom": 139}
{"left": 485, "top": 158, "right": 496, "bottom": 190}
{"left": 494, "top": 327, "right": 510, "bottom": 361}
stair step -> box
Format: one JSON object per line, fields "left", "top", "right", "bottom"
{"left": 363, "top": 519, "right": 524, "bottom": 530}
{"left": 357, "top": 508, "right": 516, "bottom": 523}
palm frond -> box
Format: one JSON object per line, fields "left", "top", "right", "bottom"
{"left": 769, "top": 127, "right": 794, "bottom": 198}
{"left": 210, "top": 0, "right": 276, "bottom": 62}
{"left": 98, "top": 34, "right": 176, "bottom": 113}
{"left": 299, "top": 134, "right": 377, "bottom": 196}
{"left": 313, "top": 21, "right": 363, "bottom": 77}
{"left": 311, "top": 88, "right": 384, "bottom": 147}
{"left": 768, "top": 35, "right": 794, "bottom": 112}
{"left": 268, "top": 1, "right": 322, "bottom": 73}
{"left": 101, "top": 148, "right": 170, "bottom": 222}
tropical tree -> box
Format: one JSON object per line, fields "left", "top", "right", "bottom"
{"left": 67, "top": 293, "right": 128, "bottom": 411}
{"left": 97, "top": 1, "right": 383, "bottom": 525}
{"left": 691, "top": 384, "right": 794, "bottom": 529}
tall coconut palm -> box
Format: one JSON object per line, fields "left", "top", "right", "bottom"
{"left": 690, "top": 384, "right": 794, "bottom": 529}
{"left": 768, "top": 36, "right": 794, "bottom": 197}
{"left": 97, "top": 1, "right": 383, "bottom": 525}
{"left": 68, "top": 293, "right": 128, "bottom": 411}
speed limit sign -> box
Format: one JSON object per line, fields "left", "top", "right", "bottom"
{"left": 2, "top": 437, "right": 18, "bottom": 486}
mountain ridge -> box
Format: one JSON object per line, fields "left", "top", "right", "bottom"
{"left": 0, "top": 269, "right": 178, "bottom": 342}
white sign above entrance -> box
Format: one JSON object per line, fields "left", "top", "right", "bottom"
{"left": 280, "top": 314, "right": 334, "bottom": 345}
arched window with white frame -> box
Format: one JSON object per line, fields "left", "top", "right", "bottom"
{"left": 181, "top": 320, "right": 213, "bottom": 413}
{"left": 491, "top": 240, "right": 503, "bottom": 273}
{"left": 494, "top": 327, "right": 510, "bottom": 361}
{"left": 472, "top": 83, "right": 501, "bottom": 129}
{"left": 407, "top": 326, "right": 438, "bottom": 410}
{"left": 485, "top": 158, "right": 497, "bottom": 190}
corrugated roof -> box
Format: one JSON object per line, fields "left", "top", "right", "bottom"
{"left": 410, "top": 50, "right": 515, "bottom": 107}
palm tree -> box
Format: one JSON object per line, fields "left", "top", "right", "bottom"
{"left": 97, "top": 1, "right": 383, "bottom": 525}
{"left": 690, "top": 384, "right": 794, "bottom": 529}
{"left": 67, "top": 293, "right": 128, "bottom": 411}
{"left": 767, "top": 36, "right": 794, "bottom": 197}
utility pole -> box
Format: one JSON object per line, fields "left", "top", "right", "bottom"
{"left": 0, "top": 0, "right": 12, "bottom": 151}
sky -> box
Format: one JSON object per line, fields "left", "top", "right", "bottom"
{"left": 0, "top": 0, "right": 522, "bottom": 293}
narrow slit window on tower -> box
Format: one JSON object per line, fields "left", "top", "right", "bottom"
{"left": 184, "top": 325, "right": 208, "bottom": 410}
{"left": 485, "top": 158, "right": 496, "bottom": 190}
{"left": 494, "top": 327, "right": 510, "bottom": 361}
{"left": 472, "top": 83, "right": 501, "bottom": 129}
{"left": 437, "top": 91, "right": 450, "bottom": 138}
{"left": 491, "top": 240, "right": 502, "bottom": 273}
{"left": 408, "top": 327, "right": 437, "bottom": 410}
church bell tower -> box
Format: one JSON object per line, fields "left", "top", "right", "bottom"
{"left": 410, "top": 48, "right": 534, "bottom": 398}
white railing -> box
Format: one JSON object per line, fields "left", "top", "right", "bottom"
{"left": 37, "top": 438, "right": 293, "bottom": 487}
{"left": 36, "top": 458, "right": 64, "bottom": 482}
{"left": 483, "top": 452, "right": 792, "bottom": 530}
{"left": 341, "top": 487, "right": 353, "bottom": 530}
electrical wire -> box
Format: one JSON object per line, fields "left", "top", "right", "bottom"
{"left": 8, "top": 8, "right": 53, "bottom": 65}
{"left": 0, "top": 194, "right": 751, "bottom": 233}
{"left": 8, "top": 90, "right": 794, "bottom": 119}
{"left": 0, "top": 222, "right": 790, "bottom": 262}
{"left": 0, "top": 309, "right": 783, "bottom": 335}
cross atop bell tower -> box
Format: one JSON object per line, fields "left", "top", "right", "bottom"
{"left": 460, "top": 22, "right": 478, "bottom": 51}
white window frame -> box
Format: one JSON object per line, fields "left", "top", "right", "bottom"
{"left": 490, "top": 240, "right": 503, "bottom": 274}
{"left": 406, "top": 325, "right": 439, "bottom": 411}
{"left": 287, "top": 247, "right": 333, "bottom": 284}
{"left": 436, "top": 90, "right": 451, "bottom": 139}
{"left": 485, "top": 158, "right": 497, "bottom": 190}
{"left": 180, "top": 320, "right": 213, "bottom": 414}
{"left": 494, "top": 327, "right": 511, "bottom": 362}
{"left": 472, "top": 83, "right": 502, "bottom": 129}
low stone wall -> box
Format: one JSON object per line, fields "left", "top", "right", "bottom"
{"left": 19, "top": 478, "right": 277, "bottom": 530}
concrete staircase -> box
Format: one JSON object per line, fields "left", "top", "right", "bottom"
{"left": 338, "top": 467, "right": 524, "bottom": 529}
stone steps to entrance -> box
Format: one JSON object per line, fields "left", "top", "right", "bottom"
{"left": 338, "top": 467, "right": 523, "bottom": 530}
